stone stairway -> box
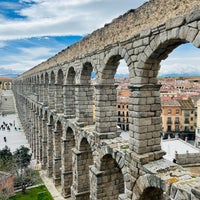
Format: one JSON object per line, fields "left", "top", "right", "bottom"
{"left": 0, "top": 90, "right": 16, "bottom": 114}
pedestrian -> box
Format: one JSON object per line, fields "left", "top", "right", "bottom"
{"left": 3, "top": 136, "right": 6, "bottom": 142}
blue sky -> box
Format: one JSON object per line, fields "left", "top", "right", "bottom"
{"left": 0, "top": 0, "right": 200, "bottom": 78}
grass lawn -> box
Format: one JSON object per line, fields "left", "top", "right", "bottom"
{"left": 9, "top": 185, "right": 53, "bottom": 200}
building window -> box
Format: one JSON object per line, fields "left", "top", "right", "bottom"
{"left": 168, "top": 109, "right": 172, "bottom": 114}
{"left": 176, "top": 109, "right": 179, "bottom": 114}
{"left": 175, "top": 125, "right": 179, "bottom": 132}
{"left": 191, "top": 126, "right": 193, "bottom": 130}
{"left": 191, "top": 117, "right": 193, "bottom": 121}
{"left": 118, "top": 111, "right": 120, "bottom": 116}
{"left": 118, "top": 118, "right": 120, "bottom": 123}
{"left": 184, "top": 110, "right": 189, "bottom": 116}
{"left": 127, "top": 105, "right": 128, "bottom": 109}
{"left": 184, "top": 126, "right": 189, "bottom": 132}
{"left": 175, "top": 117, "right": 179, "bottom": 124}
{"left": 184, "top": 118, "right": 189, "bottom": 124}
{"left": 167, "top": 126, "right": 171, "bottom": 131}
{"left": 118, "top": 105, "right": 120, "bottom": 108}
{"left": 127, "top": 111, "right": 128, "bottom": 116}
{"left": 167, "top": 117, "right": 172, "bottom": 124}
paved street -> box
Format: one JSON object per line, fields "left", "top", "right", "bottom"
{"left": 0, "top": 113, "right": 30, "bottom": 152}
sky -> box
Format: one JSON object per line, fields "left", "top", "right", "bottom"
{"left": 0, "top": 0, "right": 200, "bottom": 78}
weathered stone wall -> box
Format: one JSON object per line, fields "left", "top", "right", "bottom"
{"left": 175, "top": 151, "right": 200, "bottom": 165}
{"left": 18, "top": 0, "right": 200, "bottom": 78}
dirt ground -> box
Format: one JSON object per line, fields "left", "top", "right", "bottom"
{"left": 184, "top": 166, "right": 200, "bottom": 175}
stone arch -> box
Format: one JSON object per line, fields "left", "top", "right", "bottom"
{"left": 41, "top": 109, "right": 48, "bottom": 169}
{"left": 48, "top": 71, "right": 56, "bottom": 110}
{"left": 136, "top": 24, "right": 199, "bottom": 85}
{"left": 45, "top": 72, "right": 49, "bottom": 84}
{"left": 57, "top": 69, "right": 64, "bottom": 85}
{"left": 75, "top": 62, "right": 94, "bottom": 125}
{"left": 50, "top": 70, "right": 55, "bottom": 84}
{"left": 71, "top": 137, "right": 93, "bottom": 199}
{"left": 55, "top": 69, "right": 64, "bottom": 113}
{"left": 95, "top": 50, "right": 130, "bottom": 135}
{"left": 80, "top": 62, "right": 93, "bottom": 84}
{"left": 96, "top": 154, "right": 124, "bottom": 200}
{"left": 47, "top": 114, "right": 55, "bottom": 178}
{"left": 40, "top": 73, "right": 44, "bottom": 84}
{"left": 61, "top": 126, "right": 76, "bottom": 197}
{"left": 63, "top": 67, "right": 76, "bottom": 118}
{"left": 66, "top": 67, "right": 76, "bottom": 84}
{"left": 43, "top": 72, "right": 49, "bottom": 106}
{"left": 133, "top": 174, "right": 165, "bottom": 200}
{"left": 53, "top": 120, "right": 63, "bottom": 186}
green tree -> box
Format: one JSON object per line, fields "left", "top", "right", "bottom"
{"left": 0, "top": 145, "right": 13, "bottom": 172}
{"left": 13, "top": 145, "right": 32, "bottom": 194}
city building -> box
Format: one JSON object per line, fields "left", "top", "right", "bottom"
{"left": 0, "top": 77, "right": 13, "bottom": 90}
{"left": 161, "top": 99, "right": 182, "bottom": 135}
{"left": 117, "top": 90, "right": 130, "bottom": 131}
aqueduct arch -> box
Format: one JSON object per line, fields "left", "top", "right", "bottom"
{"left": 13, "top": 0, "right": 200, "bottom": 199}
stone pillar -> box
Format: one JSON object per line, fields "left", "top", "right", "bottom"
{"left": 53, "top": 130, "right": 62, "bottom": 186}
{"left": 89, "top": 165, "right": 125, "bottom": 200}
{"left": 47, "top": 124, "right": 53, "bottom": 178}
{"left": 63, "top": 84, "right": 75, "bottom": 118}
{"left": 41, "top": 118, "right": 47, "bottom": 169}
{"left": 43, "top": 84, "right": 48, "bottom": 106}
{"left": 71, "top": 148, "right": 93, "bottom": 200}
{"left": 38, "top": 84, "right": 41, "bottom": 102}
{"left": 75, "top": 84, "right": 93, "bottom": 126}
{"left": 48, "top": 84, "right": 56, "bottom": 110}
{"left": 35, "top": 114, "right": 40, "bottom": 162}
{"left": 55, "top": 84, "right": 63, "bottom": 113}
{"left": 38, "top": 115, "right": 43, "bottom": 163}
{"left": 129, "top": 84, "right": 165, "bottom": 159}
{"left": 95, "top": 84, "right": 119, "bottom": 138}
{"left": 38, "top": 83, "right": 44, "bottom": 103}
{"left": 61, "top": 136, "right": 74, "bottom": 197}
{"left": 31, "top": 111, "right": 36, "bottom": 158}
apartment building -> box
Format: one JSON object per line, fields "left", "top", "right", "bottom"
{"left": 117, "top": 90, "right": 129, "bottom": 131}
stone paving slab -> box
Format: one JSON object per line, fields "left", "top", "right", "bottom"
{"left": 0, "top": 113, "right": 30, "bottom": 152}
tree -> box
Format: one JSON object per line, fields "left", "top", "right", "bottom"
{"left": 0, "top": 145, "right": 13, "bottom": 172}
{"left": 13, "top": 145, "right": 32, "bottom": 194}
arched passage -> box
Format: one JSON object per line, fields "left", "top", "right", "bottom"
{"left": 61, "top": 127, "right": 75, "bottom": 197}
{"left": 95, "top": 52, "right": 130, "bottom": 138}
{"left": 47, "top": 115, "right": 55, "bottom": 178}
{"left": 44, "top": 72, "right": 49, "bottom": 106}
{"left": 64, "top": 67, "right": 76, "bottom": 118}
{"left": 48, "top": 71, "right": 55, "bottom": 110}
{"left": 55, "top": 69, "right": 64, "bottom": 113}
{"left": 71, "top": 137, "right": 93, "bottom": 200}
{"left": 138, "top": 187, "right": 164, "bottom": 200}
{"left": 75, "top": 62, "right": 94, "bottom": 125}
{"left": 90, "top": 154, "right": 124, "bottom": 200}
{"left": 53, "top": 120, "right": 62, "bottom": 186}
{"left": 41, "top": 110, "right": 48, "bottom": 169}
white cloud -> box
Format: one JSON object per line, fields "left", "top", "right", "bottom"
{"left": 0, "top": 46, "right": 54, "bottom": 73}
{"left": 0, "top": 0, "right": 147, "bottom": 40}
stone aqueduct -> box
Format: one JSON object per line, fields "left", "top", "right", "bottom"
{"left": 12, "top": 0, "right": 200, "bottom": 199}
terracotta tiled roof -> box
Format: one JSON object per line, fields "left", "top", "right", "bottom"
{"left": 161, "top": 99, "right": 181, "bottom": 107}
{"left": 0, "top": 77, "right": 13, "bottom": 81}
{"left": 177, "top": 99, "right": 194, "bottom": 109}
